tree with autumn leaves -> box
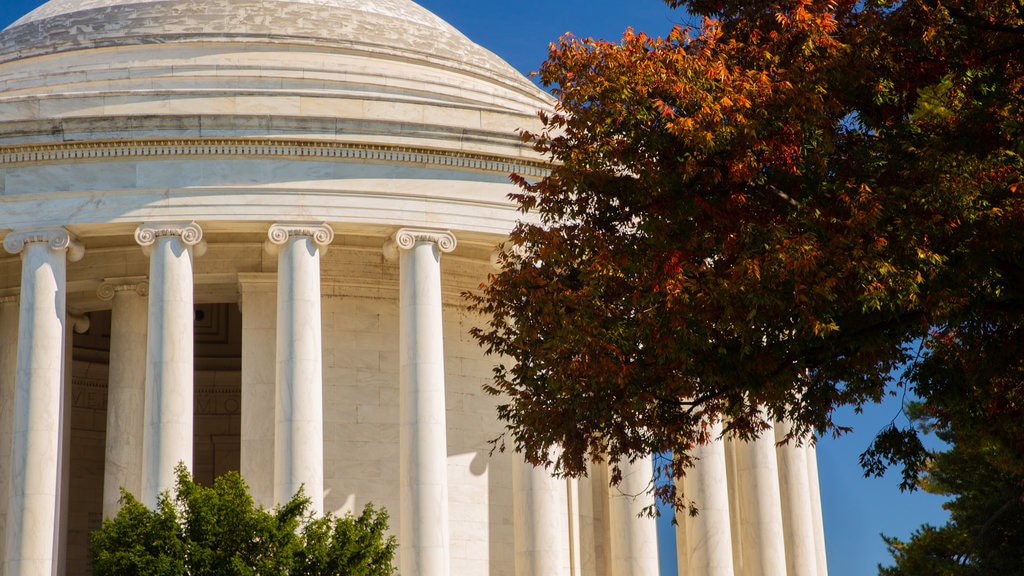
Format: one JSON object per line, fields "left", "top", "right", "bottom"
{"left": 468, "top": 0, "right": 1024, "bottom": 569}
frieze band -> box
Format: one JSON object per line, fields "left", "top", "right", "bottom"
{"left": 0, "top": 139, "right": 551, "bottom": 179}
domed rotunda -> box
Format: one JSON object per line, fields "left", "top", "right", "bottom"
{"left": 0, "top": 1, "right": 828, "bottom": 575}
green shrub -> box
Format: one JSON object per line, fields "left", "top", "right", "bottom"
{"left": 91, "top": 464, "right": 397, "bottom": 576}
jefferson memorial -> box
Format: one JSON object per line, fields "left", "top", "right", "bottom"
{"left": 0, "top": 1, "right": 828, "bottom": 574}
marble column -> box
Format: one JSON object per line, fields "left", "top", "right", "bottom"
{"left": 681, "top": 421, "right": 735, "bottom": 576}
{"left": 57, "top": 313, "right": 88, "bottom": 574}
{"left": 674, "top": 485, "right": 689, "bottom": 576}
{"left": 0, "top": 294, "right": 20, "bottom": 566}
{"left": 607, "top": 455, "right": 659, "bottom": 576}
{"left": 135, "top": 222, "right": 203, "bottom": 508}
{"left": 806, "top": 441, "right": 829, "bottom": 576}
{"left": 575, "top": 463, "right": 603, "bottom": 576}
{"left": 724, "top": 439, "right": 743, "bottom": 572}
{"left": 732, "top": 425, "right": 788, "bottom": 576}
{"left": 237, "top": 273, "right": 278, "bottom": 509}
{"left": 267, "top": 223, "right": 332, "bottom": 513}
{"left": 97, "top": 278, "right": 149, "bottom": 518}
{"left": 775, "top": 421, "right": 818, "bottom": 576}
{"left": 513, "top": 455, "right": 572, "bottom": 576}
{"left": 3, "top": 228, "right": 83, "bottom": 576}
{"left": 567, "top": 477, "right": 582, "bottom": 576}
{"left": 384, "top": 228, "right": 456, "bottom": 576}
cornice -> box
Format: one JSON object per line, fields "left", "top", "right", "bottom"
{"left": 0, "top": 138, "right": 551, "bottom": 178}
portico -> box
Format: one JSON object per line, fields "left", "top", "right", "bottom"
{"left": 0, "top": 220, "right": 517, "bottom": 575}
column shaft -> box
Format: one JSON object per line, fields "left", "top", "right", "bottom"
{"left": 775, "top": 421, "right": 818, "bottom": 576}
{"left": 806, "top": 442, "right": 829, "bottom": 576}
{"left": 136, "top": 223, "right": 201, "bottom": 507}
{"left": 388, "top": 228, "right": 455, "bottom": 576}
{"left": 724, "top": 439, "right": 744, "bottom": 572}
{"left": 576, "top": 463, "right": 603, "bottom": 576}
{"left": 270, "top": 224, "right": 330, "bottom": 513}
{"left": 55, "top": 316, "right": 79, "bottom": 574}
{"left": 238, "top": 274, "right": 277, "bottom": 509}
{"left": 607, "top": 455, "right": 660, "bottom": 576}
{"left": 733, "top": 425, "right": 787, "bottom": 576}
{"left": 568, "top": 477, "right": 582, "bottom": 576}
{"left": 674, "top": 484, "right": 690, "bottom": 576}
{"left": 682, "top": 421, "right": 735, "bottom": 576}
{"left": 3, "top": 228, "right": 81, "bottom": 576}
{"left": 0, "top": 296, "right": 19, "bottom": 566}
{"left": 513, "top": 457, "right": 571, "bottom": 576}
{"left": 99, "top": 280, "right": 148, "bottom": 518}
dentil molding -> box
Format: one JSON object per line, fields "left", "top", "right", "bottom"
{"left": 0, "top": 139, "right": 551, "bottom": 178}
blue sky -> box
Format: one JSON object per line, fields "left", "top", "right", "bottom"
{"left": 0, "top": 1, "right": 950, "bottom": 574}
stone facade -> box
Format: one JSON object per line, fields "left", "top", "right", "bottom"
{"left": 0, "top": 1, "right": 827, "bottom": 575}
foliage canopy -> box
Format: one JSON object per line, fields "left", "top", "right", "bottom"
{"left": 91, "top": 465, "right": 397, "bottom": 576}
{"left": 878, "top": 437, "right": 1024, "bottom": 575}
{"left": 469, "top": 0, "right": 1024, "bottom": 502}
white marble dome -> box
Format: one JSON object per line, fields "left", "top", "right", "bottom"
{"left": 0, "top": 0, "right": 552, "bottom": 237}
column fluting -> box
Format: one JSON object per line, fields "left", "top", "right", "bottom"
{"left": 682, "top": 420, "right": 735, "bottom": 576}
{"left": 0, "top": 294, "right": 20, "bottom": 567}
{"left": 135, "top": 222, "right": 202, "bottom": 508}
{"left": 268, "top": 223, "right": 332, "bottom": 513}
{"left": 3, "top": 228, "right": 82, "bottom": 576}
{"left": 513, "top": 454, "right": 572, "bottom": 576}
{"left": 733, "top": 424, "right": 788, "bottom": 576}
{"left": 607, "top": 454, "right": 660, "bottom": 576}
{"left": 97, "top": 278, "right": 149, "bottom": 518}
{"left": 775, "top": 421, "right": 818, "bottom": 576}
{"left": 806, "top": 441, "right": 829, "bottom": 576}
{"left": 385, "top": 227, "right": 456, "bottom": 576}
{"left": 576, "top": 463, "right": 602, "bottom": 576}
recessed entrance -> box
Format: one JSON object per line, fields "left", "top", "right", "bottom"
{"left": 66, "top": 303, "right": 243, "bottom": 572}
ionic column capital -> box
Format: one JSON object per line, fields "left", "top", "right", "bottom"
{"left": 3, "top": 227, "right": 84, "bottom": 262}
{"left": 383, "top": 228, "right": 456, "bottom": 261}
{"left": 97, "top": 277, "right": 150, "bottom": 301}
{"left": 69, "top": 312, "right": 91, "bottom": 334}
{"left": 267, "top": 222, "right": 335, "bottom": 247}
{"left": 135, "top": 222, "right": 205, "bottom": 257}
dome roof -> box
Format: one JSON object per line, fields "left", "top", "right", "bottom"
{"left": 0, "top": 0, "right": 550, "bottom": 238}
{"left": 1, "top": 0, "right": 523, "bottom": 83}
{"left": 0, "top": 0, "right": 551, "bottom": 149}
